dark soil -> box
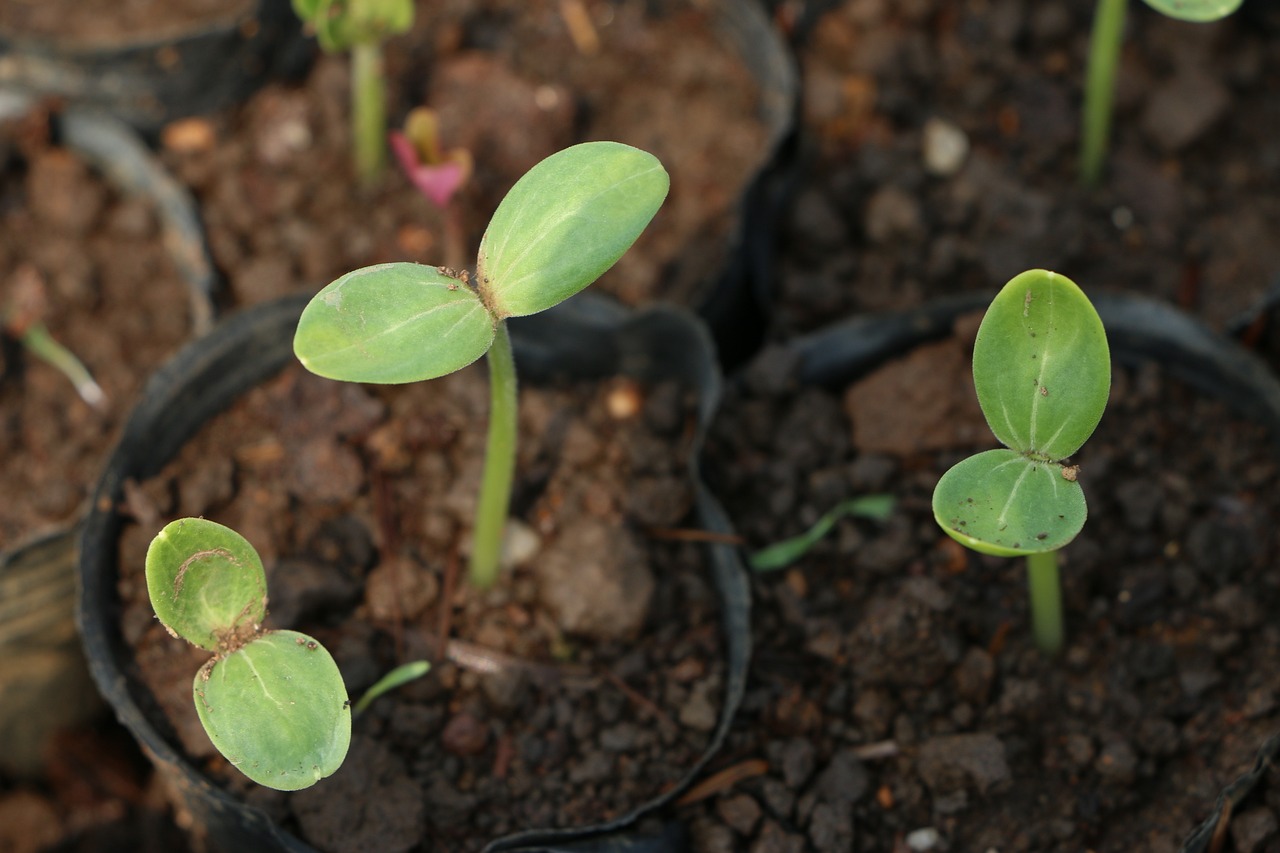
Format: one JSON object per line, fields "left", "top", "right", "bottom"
{"left": 115, "top": 361, "right": 722, "bottom": 852}
{"left": 774, "top": 0, "right": 1280, "bottom": 337}
{"left": 0, "top": 0, "right": 253, "bottom": 44}
{"left": 689, "top": 324, "right": 1280, "bottom": 852}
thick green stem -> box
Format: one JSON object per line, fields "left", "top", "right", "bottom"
{"left": 1080, "top": 0, "right": 1127, "bottom": 186}
{"left": 1025, "top": 549, "right": 1064, "bottom": 656}
{"left": 351, "top": 40, "right": 387, "bottom": 184}
{"left": 469, "top": 322, "right": 518, "bottom": 588}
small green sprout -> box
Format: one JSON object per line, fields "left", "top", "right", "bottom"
{"left": 932, "top": 270, "right": 1110, "bottom": 655}
{"left": 146, "top": 518, "right": 351, "bottom": 791}
{"left": 1081, "top": 0, "right": 1242, "bottom": 186}
{"left": 293, "top": 141, "right": 668, "bottom": 589}
{"left": 352, "top": 660, "right": 431, "bottom": 716}
{"left": 291, "top": 0, "right": 414, "bottom": 183}
{"left": 749, "top": 495, "right": 894, "bottom": 573}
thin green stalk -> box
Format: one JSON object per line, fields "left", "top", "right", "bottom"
{"left": 1025, "top": 549, "right": 1064, "bottom": 656}
{"left": 351, "top": 40, "right": 387, "bottom": 184}
{"left": 1080, "top": 0, "right": 1127, "bottom": 186}
{"left": 22, "top": 323, "right": 106, "bottom": 409}
{"left": 470, "top": 321, "right": 518, "bottom": 588}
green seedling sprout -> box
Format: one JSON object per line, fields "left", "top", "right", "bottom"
{"left": 931, "top": 270, "right": 1110, "bottom": 656}
{"left": 1081, "top": 0, "right": 1243, "bottom": 186}
{"left": 146, "top": 518, "right": 351, "bottom": 791}
{"left": 352, "top": 660, "right": 431, "bottom": 716}
{"left": 4, "top": 265, "right": 106, "bottom": 410}
{"left": 749, "top": 495, "right": 894, "bottom": 573}
{"left": 291, "top": 0, "right": 413, "bottom": 183}
{"left": 293, "top": 141, "right": 669, "bottom": 589}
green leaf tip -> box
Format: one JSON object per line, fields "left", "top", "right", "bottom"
{"left": 195, "top": 630, "right": 351, "bottom": 791}
{"left": 294, "top": 262, "right": 496, "bottom": 384}
{"left": 1139, "top": 0, "right": 1242, "bottom": 22}
{"left": 146, "top": 518, "right": 266, "bottom": 653}
{"left": 477, "top": 141, "right": 670, "bottom": 318}
{"left": 973, "top": 269, "right": 1110, "bottom": 462}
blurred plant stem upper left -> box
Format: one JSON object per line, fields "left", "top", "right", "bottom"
{"left": 4, "top": 265, "right": 105, "bottom": 410}
{"left": 291, "top": 0, "right": 414, "bottom": 184}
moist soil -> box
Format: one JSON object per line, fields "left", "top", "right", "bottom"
{"left": 114, "top": 360, "right": 721, "bottom": 852}
{"left": 688, "top": 326, "right": 1280, "bottom": 852}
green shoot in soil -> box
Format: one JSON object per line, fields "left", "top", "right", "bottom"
{"left": 291, "top": 0, "right": 413, "bottom": 183}
{"left": 932, "top": 270, "right": 1110, "bottom": 655}
{"left": 293, "top": 141, "right": 669, "bottom": 589}
{"left": 146, "top": 518, "right": 350, "bottom": 791}
{"left": 352, "top": 660, "right": 431, "bottom": 716}
{"left": 1081, "top": 0, "right": 1242, "bottom": 186}
{"left": 749, "top": 495, "right": 894, "bottom": 572}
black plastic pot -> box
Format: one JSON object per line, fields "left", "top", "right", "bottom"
{"left": 77, "top": 293, "right": 751, "bottom": 853}
{"left": 755, "top": 290, "right": 1280, "bottom": 849}
{"left": 0, "top": 0, "right": 310, "bottom": 135}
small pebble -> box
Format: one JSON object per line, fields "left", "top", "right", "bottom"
{"left": 907, "top": 827, "right": 943, "bottom": 851}
{"left": 922, "top": 117, "right": 969, "bottom": 177}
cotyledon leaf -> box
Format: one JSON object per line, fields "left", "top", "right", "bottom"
{"left": 1139, "top": 0, "right": 1242, "bottom": 22}
{"left": 932, "top": 448, "right": 1087, "bottom": 557}
{"left": 294, "top": 262, "right": 496, "bottom": 384}
{"left": 195, "top": 630, "right": 351, "bottom": 791}
{"left": 146, "top": 518, "right": 266, "bottom": 652}
{"left": 477, "top": 141, "right": 669, "bottom": 319}
{"left": 973, "top": 269, "right": 1110, "bottom": 462}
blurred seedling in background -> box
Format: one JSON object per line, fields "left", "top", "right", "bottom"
{"left": 3, "top": 264, "right": 105, "bottom": 410}
{"left": 291, "top": 0, "right": 413, "bottom": 184}
{"left": 389, "top": 107, "right": 473, "bottom": 269}
{"left": 294, "top": 141, "right": 669, "bottom": 589}
{"left": 1081, "top": 0, "right": 1243, "bottom": 186}
{"left": 932, "top": 270, "right": 1110, "bottom": 656}
{"left": 749, "top": 494, "right": 894, "bottom": 572}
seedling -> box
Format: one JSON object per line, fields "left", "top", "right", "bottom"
{"left": 146, "top": 518, "right": 351, "bottom": 790}
{"left": 749, "top": 495, "right": 894, "bottom": 572}
{"left": 293, "top": 141, "right": 669, "bottom": 589}
{"left": 932, "top": 270, "right": 1110, "bottom": 655}
{"left": 291, "top": 0, "right": 413, "bottom": 183}
{"left": 4, "top": 265, "right": 105, "bottom": 410}
{"left": 390, "top": 107, "right": 472, "bottom": 269}
{"left": 1080, "top": 0, "right": 1243, "bottom": 186}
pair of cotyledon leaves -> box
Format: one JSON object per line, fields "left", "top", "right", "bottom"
{"left": 146, "top": 143, "right": 668, "bottom": 791}
{"left": 147, "top": 518, "right": 350, "bottom": 791}
{"left": 932, "top": 270, "right": 1111, "bottom": 558}
{"left": 294, "top": 141, "right": 670, "bottom": 385}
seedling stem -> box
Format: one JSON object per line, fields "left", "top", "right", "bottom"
{"left": 1026, "top": 549, "right": 1064, "bottom": 656}
{"left": 472, "top": 323, "right": 519, "bottom": 588}
{"left": 1081, "top": 0, "right": 1126, "bottom": 186}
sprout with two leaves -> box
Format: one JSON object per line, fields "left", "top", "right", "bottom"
{"left": 293, "top": 141, "right": 669, "bottom": 589}
{"left": 932, "top": 270, "right": 1110, "bottom": 656}
{"left": 146, "top": 518, "right": 351, "bottom": 791}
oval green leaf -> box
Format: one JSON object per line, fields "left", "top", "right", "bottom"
{"left": 294, "top": 262, "right": 496, "bottom": 384}
{"left": 146, "top": 518, "right": 267, "bottom": 652}
{"left": 933, "top": 449, "right": 1087, "bottom": 557}
{"left": 477, "top": 141, "right": 669, "bottom": 319}
{"left": 973, "top": 269, "right": 1110, "bottom": 461}
{"left": 1140, "top": 0, "right": 1242, "bottom": 21}
{"left": 195, "top": 630, "right": 351, "bottom": 791}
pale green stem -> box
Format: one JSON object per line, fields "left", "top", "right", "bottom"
{"left": 1080, "top": 0, "right": 1127, "bottom": 186}
{"left": 469, "top": 322, "right": 518, "bottom": 588}
{"left": 1025, "top": 549, "right": 1064, "bottom": 656}
{"left": 351, "top": 40, "right": 387, "bottom": 184}
{"left": 22, "top": 323, "right": 106, "bottom": 409}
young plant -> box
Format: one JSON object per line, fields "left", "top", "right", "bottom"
{"left": 146, "top": 518, "right": 351, "bottom": 790}
{"left": 389, "top": 107, "right": 472, "bottom": 269}
{"left": 293, "top": 141, "right": 669, "bottom": 589}
{"left": 291, "top": 0, "right": 414, "bottom": 183}
{"left": 932, "top": 270, "right": 1110, "bottom": 655}
{"left": 1080, "top": 0, "right": 1243, "bottom": 186}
